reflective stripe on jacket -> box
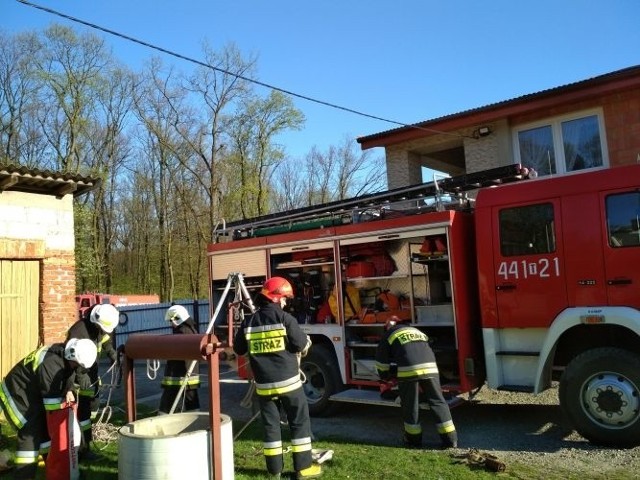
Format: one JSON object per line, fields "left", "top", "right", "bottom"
{"left": 233, "top": 302, "right": 309, "bottom": 397}
{"left": 0, "top": 344, "right": 74, "bottom": 430}
{"left": 375, "top": 324, "right": 438, "bottom": 382}
{"left": 162, "top": 319, "right": 201, "bottom": 390}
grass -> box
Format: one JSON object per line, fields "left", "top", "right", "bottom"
{"left": 2, "top": 407, "right": 639, "bottom": 479}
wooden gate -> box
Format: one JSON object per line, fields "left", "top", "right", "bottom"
{"left": 0, "top": 260, "right": 39, "bottom": 379}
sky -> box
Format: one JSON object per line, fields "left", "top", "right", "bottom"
{"left": 3, "top": 0, "right": 640, "bottom": 162}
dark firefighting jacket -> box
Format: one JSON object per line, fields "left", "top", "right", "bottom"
{"left": 375, "top": 324, "right": 439, "bottom": 381}
{"left": 162, "top": 318, "right": 200, "bottom": 390}
{"left": 233, "top": 302, "right": 309, "bottom": 396}
{"left": 0, "top": 344, "right": 77, "bottom": 430}
{"left": 66, "top": 317, "right": 117, "bottom": 397}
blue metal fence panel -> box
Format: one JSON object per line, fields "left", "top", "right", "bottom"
{"left": 114, "top": 300, "right": 211, "bottom": 348}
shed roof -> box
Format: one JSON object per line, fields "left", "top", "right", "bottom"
{"left": 0, "top": 164, "right": 100, "bottom": 199}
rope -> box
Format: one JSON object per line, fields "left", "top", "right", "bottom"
{"left": 92, "top": 360, "right": 122, "bottom": 447}
{"left": 239, "top": 380, "right": 256, "bottom": 409}
{"left": 233, "top": 410, "right": 261, "bottom": 441}
{"left": 146, "top": 359, "right": 161, "bottom": 380}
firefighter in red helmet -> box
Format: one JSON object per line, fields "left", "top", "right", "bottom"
{"left": 376, "top": 315, "right": 457, "bottom": 449}
{"left": 234, "top": 277, "right": 322, "bottom": 479}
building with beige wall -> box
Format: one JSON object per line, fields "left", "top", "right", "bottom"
{"left": 0, "top": 165, "right": 98, "bottom": 378}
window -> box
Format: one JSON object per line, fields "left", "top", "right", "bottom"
{"left": 514, "top": 110, "right": 608, "bottom": 176}
{"left": 606, "top": 192, "right": 640, "bottom": 248}
{"left": 499, "top": 203, "right": 556, "bottom": 256}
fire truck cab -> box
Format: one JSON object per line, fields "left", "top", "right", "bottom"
{"left": 208, "top": 163, "right": 640, "bottom": 446}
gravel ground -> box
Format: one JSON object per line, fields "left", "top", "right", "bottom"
{"left": 217, "top": 378, "right": 640, "bottom": 478}
{"left": 116, "top": 362, "right": 640, "bottom": 478}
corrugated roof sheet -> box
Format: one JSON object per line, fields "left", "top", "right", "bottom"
{"left": 358, "top": 64, "right": 640, "bottom": 144}
{"left": 0, "top": 164, "right": 100, "bottom": 198}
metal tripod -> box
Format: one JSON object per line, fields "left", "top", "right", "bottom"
{"left": 169, "top": 272, "right": 256, "bottom": 414}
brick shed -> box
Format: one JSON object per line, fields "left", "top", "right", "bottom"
{"left": 0, "top": 164, "right": 99, "bottom": 378}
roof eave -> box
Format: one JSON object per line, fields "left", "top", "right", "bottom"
{"left": 358, "top": 67, "right": 640, "bottom": 150}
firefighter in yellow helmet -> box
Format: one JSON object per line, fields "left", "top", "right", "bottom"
{"left": 375, "top": 316, "right": 457, "bottom": 449}
{"left": 233, "top": 277, "right": 321, "bottom": 479}
{"left": 66, "top": 303, "right": 120, "bottom": 460}
{"left": 0, "top": 338, "right": 97, "bottom": 479}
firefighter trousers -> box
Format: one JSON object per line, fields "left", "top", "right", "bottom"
{"left": 76, "top": 393, "right": 94, "bottom": 449}
{"left": 257, "top": 387, "right": 313, "bottom": 475}
{"left": 398, "top": 377, "right": 457, "bottom": 448}
{"left": 5, "top": 407, "right": 50, "bottom": 480}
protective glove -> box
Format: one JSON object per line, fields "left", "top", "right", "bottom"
{"left": 108, "top": 350, "right": 118, "bottom": 365}
{"left": 300, "top": 336, "right": 312, "bottom": 357}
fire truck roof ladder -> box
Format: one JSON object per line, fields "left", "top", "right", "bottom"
{"left": 215, "top": 164, "right": 531, "bottom": 241}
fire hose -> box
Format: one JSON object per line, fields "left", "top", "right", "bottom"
{"left": 452, "top": 449, "right": 506, "bottom": 472}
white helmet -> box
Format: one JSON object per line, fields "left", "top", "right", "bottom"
{"left": 89, "top": 304, "right": 120, "bottom": 333}
{"left": 165, "top": 305, "right": 190, "bottom": 327}
{"left": 65, "top": 338, "right": 98, "bottom": 368}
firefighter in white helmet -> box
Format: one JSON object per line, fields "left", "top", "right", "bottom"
{"left": 66, "top": 302, "right": 121, "bottom": 460}
{"left": 0, "top": 338, "right": 97, "bottom": 479}
{"left": 234, "top": 277, "right": 321, "bottom": 479}
{"left": 375, "top": 315, "right": 458, "bottom": 449}
{"left": 158, "top": 304, "right": 201, "bottom": 414}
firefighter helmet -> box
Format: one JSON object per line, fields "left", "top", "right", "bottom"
{"left": 261, "top": 277, "right": 294, "bottom": 302}
{"left": 165, "top": 305, "right": 190, "bottom": 327}
{"left": 89, "top": 304, "right": 120, "bottom": 334}
{"left": 64, "top": 338, "right": 98, "bottom": 368}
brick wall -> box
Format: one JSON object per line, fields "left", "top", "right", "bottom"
{"left": 384, "top": 87, "right": 640, "bottom": 187}
{"left": 41, "top": 251, "right": 77, "bottom": 343}
{"left": 601, "top": 89, "right": 640, "bottom": 167}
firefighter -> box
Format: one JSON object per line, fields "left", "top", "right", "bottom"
{"left": 66, "top": 302, "right": 120, "bottom": 460}
{"left": 375, "top": 315, "right": 458, "bottom": 449}
{"left": 233, "top": 276, "right": 322, "bottom": 479}
{"left": 0, "top": 338, "right": 98, "bottom": 480}
{"left": 158, "top": 305, "right": 201, "bottom": 414}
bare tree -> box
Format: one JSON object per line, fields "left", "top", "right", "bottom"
{"left": 131, "top": 58, "right": 188, "bottom": 301}
{"left": 0, "top": 31, "right": 45, "bottom": 165}
{"left": 34, "top": 24, "right": 111, "bottom": 173}
{"left": 180, "top": 42, "right": 257, "bottom": 240}
{"left": 274, "top": 136, "right": 386, "bottom": 210}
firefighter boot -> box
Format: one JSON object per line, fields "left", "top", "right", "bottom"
{"left": 297, "top": 463, "right": 322, "bottom": 479}
{"left": 440, "top": 432, "right": 458, "bottom": 449}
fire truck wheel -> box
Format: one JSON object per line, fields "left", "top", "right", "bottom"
{"left": 300, "top": 345, "right": 343, "bottom": 417}
{"left": 559, "top": 347, "right": 640, "bottom": 447}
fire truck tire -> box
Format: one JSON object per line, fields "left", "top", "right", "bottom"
{"left": 300, "top": 345, "right": 343, "bottom": 417}
{"left": 559, "top": 347, "right": 640, "bottom": 447}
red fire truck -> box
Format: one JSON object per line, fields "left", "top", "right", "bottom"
{"left": 208, "top": 163, "right": 640, "bottom": 447}
{"left": 75, "top": 293, "right": 160, "bottom": 318}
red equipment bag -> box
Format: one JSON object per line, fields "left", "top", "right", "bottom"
{"left": 45, "top": 403, "right": 81, "bottom": 480}
{"left": 346, "top": 261, "right": 376, "bottom": 278}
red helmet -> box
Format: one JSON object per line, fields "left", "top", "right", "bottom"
{"left": 261, "top": 277, "right": 294, "bottom": 302}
